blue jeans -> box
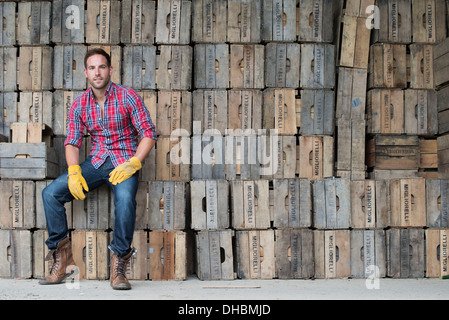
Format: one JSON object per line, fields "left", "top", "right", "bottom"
{"left": 42, "top": 156, "right": 139, "bottom": 258}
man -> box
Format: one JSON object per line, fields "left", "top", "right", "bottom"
{"left": 39, "top": 48, "right": 157, "bottom": 290}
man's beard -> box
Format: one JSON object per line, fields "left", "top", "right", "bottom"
{"left": 89, "top": 76, "right": 110, "bottom": 90}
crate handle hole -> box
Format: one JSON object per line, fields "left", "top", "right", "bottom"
{"left": 360, "top": 246, "right": 364, "bottom": 261}
{"left": 361, "top": 195, "right": 365, "bottom": 213}
{"left": 239, "top": 59, "right": 244, "bottom": 74}
{"left": 220, "top": 247, "right": 226, "bottom": 263}
{"left": 287, "top": 246, "right": 291, "bottom": 262}
{"left": 437, "top": 244, "right": 440, "bottom": 261}
{"left": 437, "top": 196, "right": 441, "bottom": 211}
{"left": 309, "top": 105, "right": 315, "bottom": 120}
{"left": 215, "top": 60, "right": 220, "bottom": 73}
{"left": 202, "top": 197, "right": 207, "bottom": 213}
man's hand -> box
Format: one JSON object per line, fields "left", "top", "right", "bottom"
{"left": 109, "top": 157, "right": 142, "bottom": 185}
{"left": 68, "top": 165, "right": 89, "bottom": 200}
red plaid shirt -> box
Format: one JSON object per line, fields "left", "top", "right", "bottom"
{"left": 65, "top": 82, "right": 157, "bottom": 169}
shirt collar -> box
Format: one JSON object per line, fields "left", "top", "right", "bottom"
{"left": 88, "top": 81, "right": 114, "bottom": 99}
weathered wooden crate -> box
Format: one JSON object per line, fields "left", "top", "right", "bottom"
{"left": 157, "top": 45, "right": 192, "bottom": 90}
{"left": 192, "top": 0, "right": 227, "bottom": 43}
{"left": 196, "top": 230, "right": 234, "bottom": 280}
{"left": 155, "top": 136, "right": 191, "bottom": 181}
{"left": 313, "top": 178, "right": 351, "bottom": 229}
{"left": 0, "top": 143, "right": 59, "bottom": 180}
{"left": 51, "top": 0, "right": 85, "bottom": 44}
{"left": 299, "top": 89, "right": 334, "bottom": 135}
{"left": 0, "top": 180, "right": 35, "bottom": 229}
{"left": 72, "top": 184, "right": 111, "bottom": 230}
{"left": 419, "top": 138, "right": 438, "bottom": 171}
{"left": 386, "top": 228, "right": 425, "bottom": 278}
{"left": 339, "top": 0, "right": 375, "bottom": 18}
{"left": 86, "top": 0, "right": 121, "bottom": 44}
{"left": 149, "top": 231, "right": 187, "bottom": 280}
{"left": 18, "top": 46, "right": 53, "bottom": 91}
{"left": 17, "top": 1, "right": 51, "bottom": 45}
{"left": 261, "top": 135, "right": 297, "bottom": 179}
{"left": 297, "top": 135, "right": 334, "bottom": 180}
{"left": 262, "top": 0, "right": 297, "bottom": 42}
{"left": 409, "top": 44, "right": 434, "bottom": 89}
{"left": 0, "top": 47, "right": 17, "bottom": 91}
{"left": 230, "top": 45, "right": 264, "bottom": 89}
{"left": 366, "top": 135, "right": 420, "bottom": 170}
{"left": 265, "top": 43, "right": 301, "bottom": 89}
{"left": 120, "top": 0, "right": 156, "bottom": 44}
{"left": 140, "top": 143, "right": 157, "bottom": 181}
{"left": 18, "top": 92, "right": 52, "bottom": 126}
{"left": 437, "top": 86, "right": 449, "bottom": 134}
{"left": 0, "top": 2, "right": 16, "bottom": 46}
{"left": 263, "top": 89, "right": 298, "bottom": 135}
{"left": 336, "top": 68, "right": 367, "bottom": 120}
{"left": 131, "top": 181, "right": 149, "bottom": 230}
{"left": 228, "top": 90, "right": 263, "bottom": 131}
{"left": 126, "top": 230, "right": 148, "bottom": 280}
{"left": 192, "top": 90, "right": 228, "bottom": 135}
{"left": 434, "top": 37, "right": 449, "bottom": 88}
{"left": 0, "top": 230, "right": 32, "bottom": 279}
{"left": 372, "top": 0, "right": 411, "bottom": 44}
{"left": 231, "top": 180, "right": 270, "bottom": 230}
{"left": 272, "top": 179, "right": 312, "bottom": 228}
{"left": 33, "top": 230, "right": 51, "bottom": 280}
{"left": 190, "top": 180, "right": 229, "bottom": 230}
{"left": 157, "top": 90, "right": 192, "bottom": 136}
{"left": 298, "top": 0, "right": 333, "bottom": 43}
{"left": 337, "top": 15, "right": 371, "bottom": 68}
{"left": 194, "top": 44, "right": 229, "bottom": 89}
{"left": 314, "top": 230, "right": 350, "bottom": 279}
{"left": 227, "top": 0, "right": 262, "bottom": 43}
{"left": 52, "top": 91, "right": 84, "bottom": 136}
{"left": 275, "top": 229, "right": 314, "bottom": 279}
{"left": 53, "top": 45, "right": 87, "bottom": 90}
{"left": 404, "top": 89, "right": 438, "bottom": 136}
{"left": 426, "top": 179, "right": 449, "bottom": 228}
{"left": 156, "top": 0, "right": 191, "bottom": 44}
{"left": 368, "top": 43, "right": 407, "bottom": 89}
{"left": 72, "top": 230, "right": 110, "bottom": 280}
{"left": 300, "top": 44, "right": 335, "bottom": 89}
{"left": 236, "top": 230, "right": 275, "bottom": 279}
{"left": 411, "top": 0, "right": 446, "bottom": 43}
{"left": 0, "top": 93, "right": 18, "bottom": 137}
{"left": 122, "top": 45, "right": 156, "bottom": 90}
{"left": 426, "top": 229, "right": 449, "bottom": 278}
{"left": 367, "top": 89, "right": 404, "bottom": 134}
{"left": 35, "top": 180, "right": 72, "bottom": 230}
{"left": 225, "top": 133, "right": 264, "bottom": 180}
{"left": 350, "top": 230, "right": 386, "bottom": 279}
{"left": 336, "top": 119, "right": 366, "bottom": 180}
{"left": 439, "top": 134, "right": 449, "bottom": 178}
{"left": 148, "top": 181, "right": 188, "bottom": 230}
{"left": 9, "top": 123, "right": 53, "bottom": 147}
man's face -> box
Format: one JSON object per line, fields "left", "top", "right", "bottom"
{"left": 84, "top": 54, "right": 112, "bottom": 90}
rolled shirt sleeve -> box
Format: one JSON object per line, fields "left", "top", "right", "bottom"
{"left": 126, "top": 90, "right": 158, "bottom": 141}
{"left": 64, "top": 98, "right": 85, "bottom": 149}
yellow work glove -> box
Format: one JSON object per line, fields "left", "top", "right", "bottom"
{"left": 109, "top": 157, "right": 142, "bottom": 185}
{"left": 67, "top": 165, "right": 89, "bottom": 200}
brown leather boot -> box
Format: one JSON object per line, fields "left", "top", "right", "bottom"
{"left": 110, "top": 249, "right": 134, "bottom": 290}
{"left": 39, "top": 237, "right": 77, "bottom": 285}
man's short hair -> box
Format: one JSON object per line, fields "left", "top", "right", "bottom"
{"left": 84, "top": 48, "right": 111, "bottom": 68}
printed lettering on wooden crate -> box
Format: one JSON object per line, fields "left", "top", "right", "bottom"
{"left": 194, "top": 44, "right": 229, "bottom": 89}
{"left": 438, "top": 134, "right": 449, "bottom": 178}
{"left": 298, "top": 0, "right": 333, "bottom": 43}
{"left": 157, "top": 91, "right": 192, "bottom": 136}
{"left": 192, "top": 90, "right": 227, "bottom": 135}
{"left": 196, "top": 230, "right": 234, "bottom": 280}
{"left": 390, "top": 178, "right": 427, "bottom": 227}
{"left": 300, "top": 44, "right": 335, "bottom": 89}
{"left": 157, "top": 46, "right": 192, "bottom": 90}
{"left": 0, "top": 181, "right": 35, "bottom": 229}
{"left": 411, "top": 0, "right": 446, "bottom": 43}
{"left": 262, "top": 0, "right": 297, "bottom": 42}
{"left": 367, "top": 89, "right": 404, "bottom": 134}
{"left": 227, "top": 0, "right": 261, "bottom": 43}
{"left": 0, "top": 93, "right": 18, "bottom": 137}
{"left": 231, "top": 180, "right": 270, "bottom": 230}
{"left": 410, "top": 44, "right": 434, "bottom": 89}
{"left": 122, "top": 45, "right": 156, "bottom": 90}
{"left": 18, "top": 47, "right": 53, "bottom": 91}
{"left": 72, "top": 184, "right": 111, "bottom": 230}
{"left": 155, "top": 137, "right": 190, "bottom": 181}
{"left": 265, "top": 43, "right": 300, "bottom": 89}
{"left": 263, "top": 89, "right": 297, "bottom": 135}
{"left": 297, "top": 135, "right": 334, "bottom": 180}
{"left": 191, "top": 134, "right": 226, "bottom": 179}
{"left": 272, "top": 179, "right": 312, "bottom": 228}
{"left": 299, "top": 89, "right": 334, "bottom": 135}
{"left": 437, "top": 86, "right": 449, "bottom": 134}
{"left": 52, "top": 91, "right": 84, "bottom": 136}
{"left": 336, "top": 68, "right": 367, "bottom": 120}
{"left": 120, "top": 0, "right": 156, "bottom": 44}
{"left": 52, "top": 0, "right": 85, "bottom": 44}
{"left": 314, "top": 230, "right": 351, "bottom": 279}
{"left": 17, "top": 1, "right": 51, "bottom": 45}
{"left": 373, "top": 0, "right": 411, "bottom": 43}
{"left": 236, "top": 230, "right": 275, "bottom": 279}
{"left": 86, "top": 0, "right": 121, "bottom": 44}
{"left": 230, "top": 45, "right": 264, "bottom": 89}
{"left": 261, "top": 135, "right": 296, "bottom": 179}
{"left": 275, "top": 229, "right": 314, "bottom": 279}
{"left": 53, "top": 45, "right": 87, "bottom": 90}
{"left": 426, "top": 229, "right": 449, "bottom": 278}
{"left": 72, "top": 231, "right": 109, "bottom": 280}
{"left": 0, "top": 230, "right": 32, "bottom": 279}
{"left": 0, "top": 2, "right": 16, "bottom": 46}
{"left": 386, "top": 228, "right": 425, "bottom": 278}
{"left": 434, "top": 37, "right": 449, "bottom": 88}
{"left": 350, "top": 230, "right": 386, "bottom": 279}
{"left": 228, "top": 90, "right": 263, "bottom": 132}
{"left": 126, "top": 230, "right": 148, "bottom": 280}
{"left": 0, "top": 47, "right": 17, "bottom": 91}
{"left": 18, "top": 92, "right": 52, "bottom": 127}
{"left": 426, "top": 179, "right": 449, "bottom": 228}
{"left": 149, "top": 231, "right": 186, "bottom": 280}
{"left": 192, "top": 0, "right": 227, "bottom": 43}
{"left": 337, "top": 15, "right": 371, "bottom": 68}
{"left": 368, "top": 44, "right": 407, "bottom": 89}
{"left": 156, "top": 0, "right": 191, "bottom": 44}
{"left": 404, "top": 89, "right": 438, "bottom": 136}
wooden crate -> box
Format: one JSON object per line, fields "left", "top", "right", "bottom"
{"left": 386, "top": 228, "right": 425, "bottom": 278}
{"left": 17, "top": 1, "right": 51, "bottom": 45}
{"left": 157, "top": 91, "right": 192, "bottom": 136}
{"left": 0, "top": 2, "right": 16, "bottom": 46}
{"left": 368, "top": 43, "right": 407, "bottom": 89}
{"left": 52, "top": 91, "right": 84, "bottom": 136}
{"left": 231, "top": 180, "right": 270, "bottom": 230}
{"left": 51, "top": 0, "right": 85, "bottom": 44}
{"left": 120, "top": 0, "right": 156, "bottom": 44}
{"left": 9, "top": 123, "right": 52, "bottom": 146}
{"left": 18, "top": 92, "right": 52, "bottom": 126}
{"left": 192, "top": 0, "right": 227, "bottom": 43}
{"left": 439, "top": 134, "right": 449, "bottom": 178}
{"left": 297, "top": 135, "right": 334, "bottom": 180}
{"left": 227, "top": 0, "right": 262, "bottom": 43}
{"left": 367, "top": 89, "right": 404, "bottom": 134}
{"left": 196, "top": 230, "right": 234, "bottom": 280}
{"left": 298, "top": 0, "right": 333, "bottom": 43}
{"left": 350, "top": 230, "right": 386, "bottom": 279}
{"left": 0, "top": 47, "right": 17, "bottom": 91}
{"left": 35, "top": 180, "right": 72, "bottom": 230}
{"left": 419, "top": 138, "right": 438, "bottom": 170}
{"left": 411, "top": 0, "right": 446, "bottom": 43}
{"left": 191, "top": 134, "right": 225, "bottom": 179}
{"left": 426, "top": 179, "right": 449, "bottom": 228}
{"left": 366, "top": 135, "right": 420, "bottom": 170}
{"left": 300, "top": 44, "right": 335, "bottom": 89}
{"left": 33, "top": 230, "right": 51, "bottom": 280}
{"left": 228, "top": 90, "right": 263, "bottom": 131}
{"left": 72, "top": 184, "right": 111, "bottom": 230}
{"left": 156, "top": 0, "right": 191, "bottom": 44}
{"left": 149, "top": 231, "right": 186, "bottom": 280}
{"left": 337, "top": 15, "right": 371, "bottom": 68}
{"left": 190, "top": 180, "right": 229, "bottom": 230}
{"left": 404, "top": 89, "right": 438, "bottom": 136}
{"left": 272, "top": 179, "right": 312, "bottom": 228}
{"left": 122, "top": 45, "right": 156, "bottom": 90}
{"left": 261, "top": 135, "right": 297, "bottom": 179}
{"left": 336, "top": 68, "right": 368, "bottom": 120}
{"left": 230, "top": 45, "right": 264, "bottom": 89}
{"left": 155, "top": 136, "right": 191, "bottom": 181}
{"left": 148, "top": 181, "right": 188, "bottom": 230}
{"left": 157, "top": 45, "right": 192, "bottom": 90}
{"left": 314, "top": 230, "right": 350, "bottom": 279}
{"left": 426, "top": 229, "right": 449, "bottom": 278}
{"left": 390, "top": 178, "right": 427, "bottom": 227}
{"left": 263, "top": 89, "right": 298, "bottom": 135}
{"left": 298, "top": 89, "right": 334, "bottom": 135}
{"left": 194, "top": 44, "right": 229, "bottom": 89}
{"left": 409, "top": 44, "right": 434, "bottom": 89}
{"left": 0, "top": 93, "right": 18, "bottom": 137}
{"left": 434, "top": 36, "right": 449, "bottom": 88}
{"left": 313, "top": 178, "right": 351, "bottom": 229}
{"left": 341, "top": 0, "right": 375, "bottom": 18}
{"left": 235, "top": 230, "right": 275, "bottom": 279}
{"left": 127, "top": 230, "right": 148, "bottom": 280}
{"left": 265, "top": 43, "right": 301, "bottom": 88}
{"left": 18, "top": 46, "right": 53, "bottom": 91}
{"left": 53, "top": 45, "right": 87, "bottom": 90}
{"left": 275, "top": 229, "right": 314, "bottom": 279}
{"left": 372, "top": 0, "right": 411, "bottom": 43}
{"left": 351, "top": 180, "right": 389, "bottom": 228}
{"left": 261, "top": 0, "right": 297, "bottom": 41}
{"left": 192, "top": 90, "right": 228, "bottom": 135}
{"left": 336, "top": 119, "right": 366, "bottom": 180}
{"left": 0, "top": 181, "right": 35, "bottom": 229}
{"left": 0, "top": 143, "right": 59, "bottom": 180}
{"left": 72, "top": 230, "right": 109, "bottom": 280}
{"left": 0, "top": 230, "right": 32, "bottom": 279}
{"left": 437, "top": 86, "right": 449, "bottom": 134}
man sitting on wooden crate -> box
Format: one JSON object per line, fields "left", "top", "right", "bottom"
{"left": 39, "top": 48, "right": 157, "bottom": 290}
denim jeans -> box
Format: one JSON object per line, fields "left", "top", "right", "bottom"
{"left": 42, "top": 156, "right": 139, "bottom": 258}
